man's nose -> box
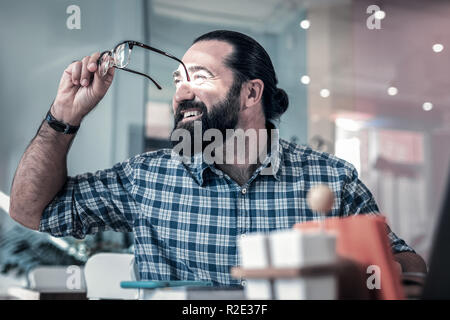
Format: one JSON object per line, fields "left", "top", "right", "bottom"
{"left": 174, "top": 81, "right": 195, "bottom": 104}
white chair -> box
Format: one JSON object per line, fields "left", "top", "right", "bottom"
{"left": 84, "top": 253, "right": 139, "bottom": 300}
{"left": 28, "top": 265, "right": 86, "bottom": 292}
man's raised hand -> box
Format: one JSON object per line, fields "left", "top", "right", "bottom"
{"left": 51, "top": 52, "right": 115, "bottom": 125}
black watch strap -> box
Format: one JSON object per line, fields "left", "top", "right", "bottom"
{"left": 45, "top": 110, "right": 80, "bottom": 134}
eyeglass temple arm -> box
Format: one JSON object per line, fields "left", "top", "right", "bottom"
{"left": 127, "top": 41, "right": 190, "bottom": 81}
{"left": 116, "top": 66, "right": 162, "bottom": 90}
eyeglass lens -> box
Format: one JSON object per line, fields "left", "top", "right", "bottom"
{"left": 114, "top": 42, "right": 131, "bottom": 68}
{"left": 99, "top": 42, "right": 132, "bottom": 77}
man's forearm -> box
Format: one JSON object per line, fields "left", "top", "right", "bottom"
{"left": 9, "top": 119, "right": 75, "bottom": 230}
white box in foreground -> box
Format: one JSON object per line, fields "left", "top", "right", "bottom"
{"left": 237, "top": 233, "right": 272, "bottom": 299}
{"left": 269, "top": 229, "right": 337, "bottom": 300}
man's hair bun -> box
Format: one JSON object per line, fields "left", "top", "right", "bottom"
{"left": 271, "top": 88, "right": 289, "bottom": 118}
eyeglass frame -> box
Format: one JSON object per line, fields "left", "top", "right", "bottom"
{"left": 97, "top": 40, "right": 190, "bottom": 90}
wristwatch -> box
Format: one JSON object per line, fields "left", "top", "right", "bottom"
{"left": 45, "top": 110, "right": 80, "bottom": 134}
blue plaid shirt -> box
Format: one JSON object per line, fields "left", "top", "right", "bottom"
{"left": 39, "top": 136, "right": 413, "bottom": 285}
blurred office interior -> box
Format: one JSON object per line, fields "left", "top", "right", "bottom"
{"left": 0, "top": 0, "right": 449, "bottom": 297}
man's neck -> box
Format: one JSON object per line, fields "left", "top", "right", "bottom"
{"left": 215, "top": 121, "right": 272, "bottom": 186}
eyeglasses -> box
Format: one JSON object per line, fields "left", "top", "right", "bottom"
{"left": 97, "top": 40, "right": 190, "bottom": 90}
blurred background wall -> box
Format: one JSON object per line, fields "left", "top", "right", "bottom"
{"left": 0, "top": 0, "right": 147, "bottom": 192}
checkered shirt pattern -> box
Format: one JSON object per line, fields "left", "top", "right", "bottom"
{"left": 39, "top": 137, "right": 414, "bottom": 285}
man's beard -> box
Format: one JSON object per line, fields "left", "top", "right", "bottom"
{"left": 170, "top": 81, "right": 241, "bottom": 156}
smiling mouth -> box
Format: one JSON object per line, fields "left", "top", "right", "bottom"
{"left": 180, "top": 109, "right": 203, "bottom": 122}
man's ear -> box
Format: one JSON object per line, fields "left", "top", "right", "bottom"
{"left": 243, "top": 79, "right": 264, "bottom": 108}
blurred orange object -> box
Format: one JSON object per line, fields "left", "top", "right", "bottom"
{"left": 293, "top": 215, "right": 404, "bottom": 300}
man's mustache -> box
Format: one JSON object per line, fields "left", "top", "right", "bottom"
{"left": 175, "top": 101, "right": 208, "bottom": 124}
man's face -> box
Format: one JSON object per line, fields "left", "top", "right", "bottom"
{"left": 171, "top": 40, "right": 242, "bottom": 151}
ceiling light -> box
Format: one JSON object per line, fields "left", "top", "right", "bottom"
{"left": 300, "top": 75, "right": 310, "bottom": 85}
{"left": 320, "top": 89, "right": 330, "bottom": 98}
{"left": 300, "top": 20, "right": 310, "bottom": 29}
{"left": 374, "top": 10, "right": 386, "bottom": 20}
{"left": 422, "top": 102, "right": 433, "bottom": 111}
{"left": 387, "top": 87, "right": 398, "bottom": 96}
{"left": 433, "top": 43, "right": 444, "bottom": 53}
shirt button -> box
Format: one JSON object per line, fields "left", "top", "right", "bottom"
{"left": 241, "top": 188, "right": 247, "bottom": 195}
{"left": 241, "top": 280, "right": 247, "bottom": 287}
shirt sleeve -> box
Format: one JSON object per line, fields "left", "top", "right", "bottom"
{"left": 38, "top": 159, "right": 139, "bottom": 239}
{"left": 340, "top": 165, "right": 415, "bottom": 254}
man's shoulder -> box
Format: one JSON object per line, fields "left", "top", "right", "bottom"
{"left": 126, "top": 148, "right": 178, "bottom": 170}
{"left": 279, "top": 138, "right": 356, "bottom": 173}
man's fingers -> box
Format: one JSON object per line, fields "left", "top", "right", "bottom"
{"left": 80, "top": 56, "right": 91, "bottom": 87}
{"left": 62, "top": 52, "right": 114, "bottom": 93}
{"left": 87, "top": 52, "right": 100, "bottom": 73}
{"left": 71, "top": 61, "right": 82, "bottom": 86}
{"left": 93, "top": 62, "right": 115, "bottom": 93}
{"left": 107, "top": 64, "right": 115, "bottom": 76}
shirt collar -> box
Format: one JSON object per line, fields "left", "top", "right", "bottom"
{"left": 173, "top": 121, "right": 283, "bottom": 186}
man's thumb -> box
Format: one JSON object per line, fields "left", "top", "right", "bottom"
{"left": 93, "top": 67, "right": 115, "bottom": 96}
